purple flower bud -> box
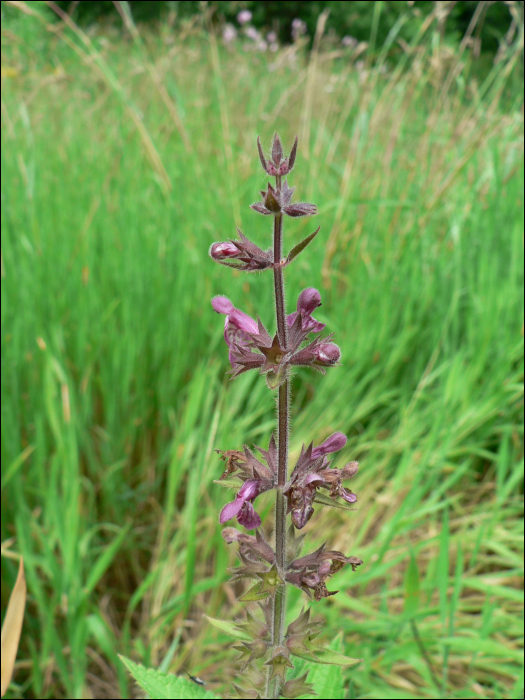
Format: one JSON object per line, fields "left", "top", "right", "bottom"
{"left": 312, "top": 431, "right": 347, "bottom": 459}
{"left": 210, "top": 242, "right": 241, "bottom": 260}
{"left": 297, "top": 287, "right": 321, "bottom": 316}
{"left": 313, "top": 342, "right": 341, "bottom": 366}
{"left": 286, "top": 288, "right": 325, "bottom": 333}
{"left": 282, "top": 202, "right": 317, "bottom": 218}
{"left": 212, "top": 295, "right": 235, "bottom": 315}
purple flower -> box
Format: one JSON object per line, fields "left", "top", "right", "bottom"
{"left": 292, "top": 18, "right": 307, "bottom": 41}
{"left": 283, "top": 436, "right": 358, "bottom": 529}
{"left": 342, "top": 35, "right": 357, "bottom": 48}
{"left": 286, "top": 545, "right": 363, "bottom": 600}
{"left": 212, "top": 296, "right": 259, "bottom": 365}
{"left": 220, "top": 479, "right": 262, "bottom": 529}
{"left": 209, "top": 231, "right": 274, "bottom": 272}
{"left": 244, "top": 26, "right": 259, "bottom": 42}
{"left": 237, "top": 10, "right": 252, "bottom": 25}
{"left": 222, "top": 23, "right": 237, "bottom": 43}
{"left": 287, "top": 288, "right": 325, "bottom": 333}
{"left": 311, "top": 431, "right": 347, "bottom": 458}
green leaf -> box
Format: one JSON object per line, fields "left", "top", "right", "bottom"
{"left": 212, "top": 477, "right": 241, "bottom": 489}
{"left": 313, "top": 492, "right": 358, "bottom": 512}
{"left": 288, "top": 635, "right": 358, "bottom": 697}
{"left": 119, "top": 655, "right": 217, "bottom": 699}
{"left": 403, "top": 549, "right": 420, "bottom": 618}
{"left": 203, "top": 615, "right": 252, "bottom": 641}
{"left": 238, "top": 581, "right": 271, "bottom": 602}
{"left": 304, "top": 634, "right": 347, "bottom": 698}
{"left": 286, "top": 226, "right": 321, "bottom": 263}
{"left": 292, "top": 638, "right": 362, "bottom": 668}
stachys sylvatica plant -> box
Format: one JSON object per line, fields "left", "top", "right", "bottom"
{"left": 208, "top": 134, "right": 363, "bottom": 699}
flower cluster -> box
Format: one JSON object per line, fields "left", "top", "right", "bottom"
{"left": 217, "top": 432, "right": 358, "bottom": 531}
{"left": 222, "top": 527, "right": 362, "bottom": 602}
{"left": 208, "top": 134, "right": 362, "bottom": 698}
{"left": 211, "top": 288, "right": 340, "bottom": 385}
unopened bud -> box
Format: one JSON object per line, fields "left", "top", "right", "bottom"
{"left": 210, "top": 241, "right": 241, "bottom": 260}
{"left": 313, "top": 342, "right": 341, "bottom": 366}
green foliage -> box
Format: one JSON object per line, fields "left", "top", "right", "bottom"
{"left": 287, "top": 635, "right": 350, "bottom": 699}
{"left": 119, "top": 655, "right": 218, "bottom": 699}
{"left": 1, "top": 3, "right": 523, "bottom": 699}
{"left": 204, "top": 616, "right": 252, "bottom": 641}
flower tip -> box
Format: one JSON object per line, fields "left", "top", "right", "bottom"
{"left": 210, "top": 241, "right": 240, "bottom": 260}
{"left": 312, "top": 431, "right": 347, "bottom": 458}
{"left": 314, "top": 342, "right": 341, "bottom": 366}
{"left": 212, "top": 295, "right": 235, "bottom": 315}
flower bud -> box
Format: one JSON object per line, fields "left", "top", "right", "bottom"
{"left": 313, "top": 342, "right": 341, "bottom": 366}
{"left": 209, "top": 241, "right": 241, "bottom": 260}
{"left": 211, "top": 295, "right": 235, "bottom": 315}
{"left": 297, "top": 287, "right": 322, "bottom": 316}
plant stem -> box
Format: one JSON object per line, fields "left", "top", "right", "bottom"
{"left": 267, "top": 195, "right": 289, "bottom": 699}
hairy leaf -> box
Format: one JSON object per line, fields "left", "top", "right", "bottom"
{"left": 286, "top": 226, "right": 321, "bottom": 264}
{"left": 119, "top": 655, "right": 217, "bottom": 699}
{"left": 203, "top": 616, "right": 252, "bottom": 641}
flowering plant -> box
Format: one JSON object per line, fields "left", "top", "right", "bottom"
{"left": 209, "top": 134, "right": 363, "bottom": 698}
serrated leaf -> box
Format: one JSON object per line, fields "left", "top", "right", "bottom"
{"left": 311, "top": 646, "right": 362, "bottom": 667}
{"left": 293, "top": 641, "right": 362, "bottom": 668}
{"left": 119, "top": 655, "right": 217, "bottom": 699}
{"left": 286, "top": 226, "right": 321, "bottom": 264}
{"left": 203, "top": 616, "right": 252, "bottom": 641}
{"left": 238, "top": 581, "right": 271, "bottom": 602}
{"left": 313, "top": 492, "right": 357, "bottom": 512}
{"left": 303, "top": 661, "right": 345, "bottom": 699}
{"left": 288, "top": 635, "right": 355, "bottom": 698}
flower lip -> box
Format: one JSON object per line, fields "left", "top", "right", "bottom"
{"left": 341, "top": 489, "right": 357, "bottom": 503}
{"left": 219, "top": 478, "right": 262, "bottom": 529}
{"left": 237, "top": 501, "right": 262, "bottom": 529}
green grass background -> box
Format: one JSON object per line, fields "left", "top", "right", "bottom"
{"left": 1, "top": 3, "right": 523, "bottom": 698}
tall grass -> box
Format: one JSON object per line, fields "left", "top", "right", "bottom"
{"left": 1, "top": 2, "right": 523, "bottom": 698}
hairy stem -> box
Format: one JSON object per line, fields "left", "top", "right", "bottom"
{"left": 267, "top": 193, "right": 289, "bottom": 699}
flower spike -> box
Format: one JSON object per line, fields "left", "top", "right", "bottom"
{"left": 208, "top": 133, "right": 363, "bottom": 697}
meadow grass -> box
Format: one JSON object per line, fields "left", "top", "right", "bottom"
{"left": 1, "top": 3, "right": 523, "bottom": 698}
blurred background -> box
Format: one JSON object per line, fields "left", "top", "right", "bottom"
{"left": 1, "top": 1, "right": 523, "bottom": 698}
